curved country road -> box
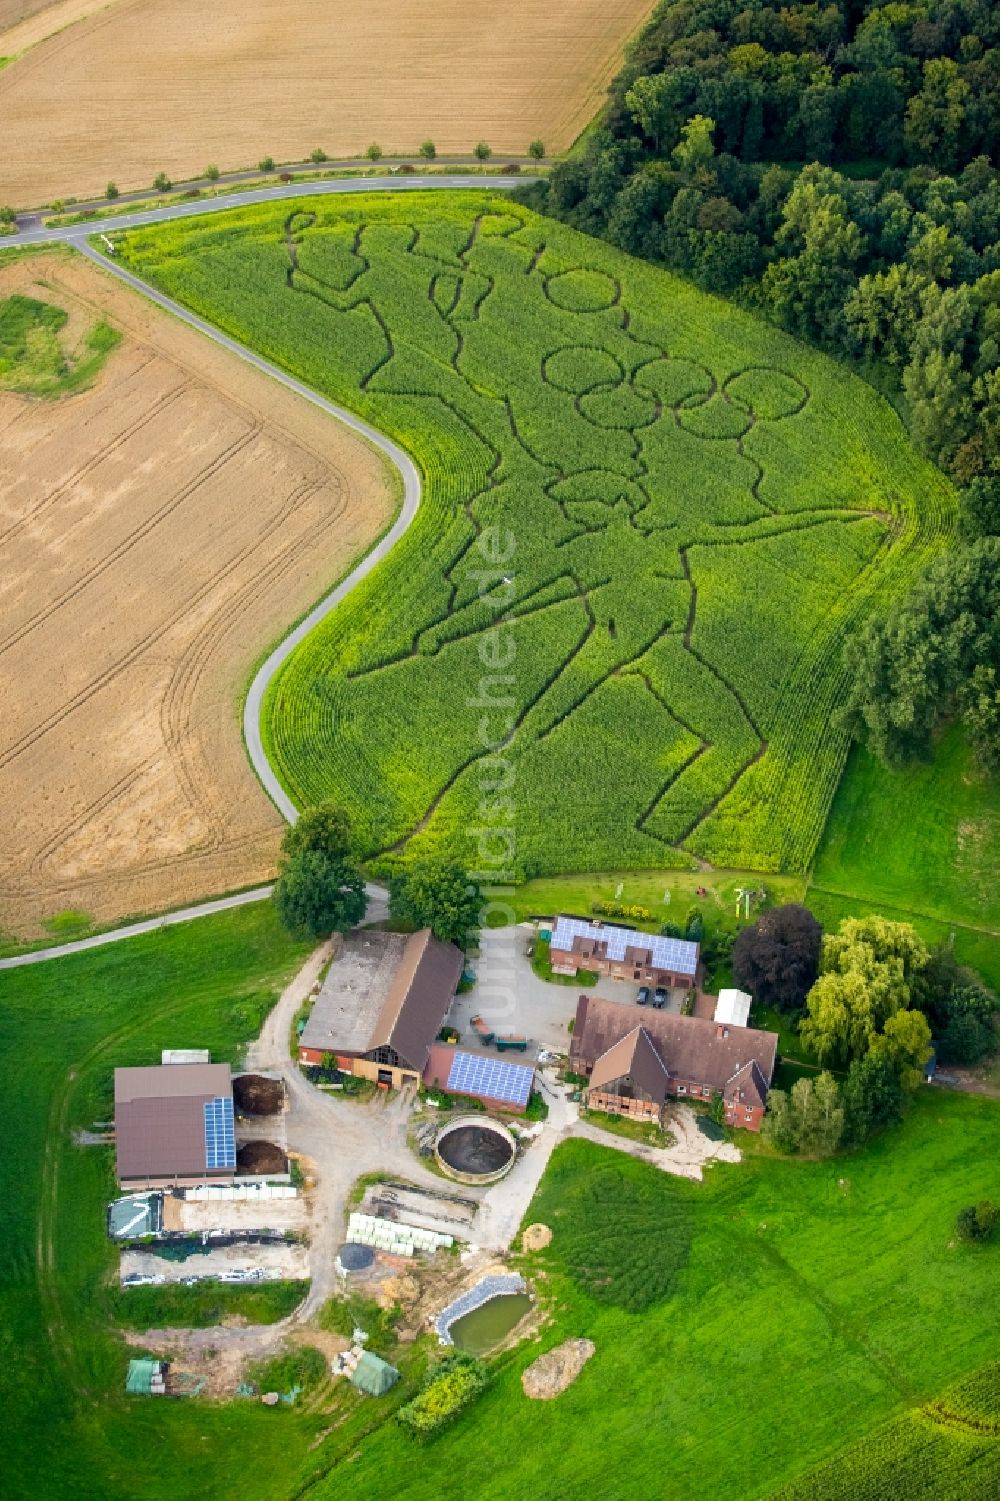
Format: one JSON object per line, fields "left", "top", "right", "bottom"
{"left": 0, "top": 175, "right": 533, "bottom": 970}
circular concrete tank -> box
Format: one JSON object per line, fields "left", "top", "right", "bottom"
{"left": 435, "top": 1115, "right": 516, "bottom": 1184}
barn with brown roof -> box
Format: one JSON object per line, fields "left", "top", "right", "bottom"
{"left": 571, "top": 995, "right": 778, "bottom": 1131}
{"left": 299, "top": 928, "right": 463, "bottom": 1090}
{"left": 115, "top": 1062, "right": 236, "bottom": 1188}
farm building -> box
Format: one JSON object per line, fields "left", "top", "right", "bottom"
{"left": 570, "top": 995, "right": 778, "bottom": 1131}
{"left": 114, "top": 1062, "right": 236, "bottom": 1188}
{"left": 549, "top": 915, "right": 700, "bottom": 989}
{"left": 424, "top": 1044, "right": 536, "bottom": 1113}
{"left": 714, "top": 989, "right": 753, "bottom": 1028}
{"left": 299, "top": 928, "right": 462, "bottom": 1090}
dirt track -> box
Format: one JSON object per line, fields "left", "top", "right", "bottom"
{"left": 0, "top": 0, "right": 657, "bottom": 206}
{"left": 0, "top": 250, "right": 394, "bottom": 939}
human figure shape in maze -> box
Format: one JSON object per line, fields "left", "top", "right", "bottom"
{"left": 284, "top": 209, "right": 875, "bottom": 853}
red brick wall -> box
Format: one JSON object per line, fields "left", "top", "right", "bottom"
{"left": 724, "top": 1101, "right": 765, "bottom": 1132}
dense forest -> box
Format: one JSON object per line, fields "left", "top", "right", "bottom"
{"left": 519, "top": 0, "right": 1000, "bottom": 765}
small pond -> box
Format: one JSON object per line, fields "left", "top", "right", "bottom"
{"left": 448, "top": 1293, "right": 533, "bottom": 1355}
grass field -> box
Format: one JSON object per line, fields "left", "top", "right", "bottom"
{"left": 0, "top": 0, "right": 657, "bottom": 205}
{"left": 0, "top": 250, "right": 393, "bottom": 941}
{"left": 0, "top": 904, "right": 316, "bottom": 1501}
{"left": 811, "top": 724, "right": 999, "bottom": 965}
{"left": 301, "top": 1103, "right": 1000, "bottom": 1499}
{"left": 114, "top": 191, "right": 955, "bottom": 880}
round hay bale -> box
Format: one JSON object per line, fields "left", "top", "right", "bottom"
{"left": 236, "top": 1139, "right": 287, "bottom": 1174}
{"left": 233, "top": 1074, "right": 285, "bottom": 1115}
{"left": 521, "top": 1223, "right": 553, "bottom": 1253}
{"left": 521, "top": 1338, "right": 595, "bottom": 1400}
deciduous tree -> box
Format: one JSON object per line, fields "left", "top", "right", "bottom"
{"left": 731, "top": 904, "right": 822, "bottom": 1014}
{"left": 388, "top": 860, "right": 482, "bottom": 949}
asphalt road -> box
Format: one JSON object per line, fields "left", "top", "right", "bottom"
{"left": 10, "top": 172, "right": 535, "bottom": 246}
{"left": 1, "top": 175, "right": 532, "bottom": 965}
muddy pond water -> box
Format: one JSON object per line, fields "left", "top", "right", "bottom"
{"left": 448, "top": 1293, "right": 533, "bottom": 1355}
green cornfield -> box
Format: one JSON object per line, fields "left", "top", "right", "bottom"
{"left": 116, "top": 193, "right": 955, "bottom": 876}
{"left": 772, "top": 1362, "right": 1000, "bottom": 1500}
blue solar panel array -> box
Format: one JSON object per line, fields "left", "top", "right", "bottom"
{"left": 203, "top": 1096, "right": 236, "bottom": 1169}
{"left": 446, "top": 1050, "right": 533, "bottom": 1108}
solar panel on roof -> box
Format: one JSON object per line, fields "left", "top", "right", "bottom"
{"left": 446, "top": 1050, "right": 533, "bottom": 1108}
{"left": 550, "top": 915, "right": 698, "bottom": 975}
{"left": 203, "top": 1096, "right": 236, "bottom": 1170}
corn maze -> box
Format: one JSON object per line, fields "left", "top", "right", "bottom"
{"left": 117, "top": 194, "right": 955, "bottom": 876}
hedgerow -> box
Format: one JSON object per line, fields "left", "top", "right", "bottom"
{"left": 116, "top": 193, "right": 955, "bottom": 875}
{"left": 396, "top": 1353, "right": 489, "bottom": 1439}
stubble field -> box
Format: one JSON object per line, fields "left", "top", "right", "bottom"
{"left": 0, "top": 0, "right": 657, "bottom": 206}
{"left": 0, "top": 249, "right": 393, "bottom": 940}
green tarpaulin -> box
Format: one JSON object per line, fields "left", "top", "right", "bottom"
{"left": 348, "top": 1351, "right": 400, "bottom": 1397}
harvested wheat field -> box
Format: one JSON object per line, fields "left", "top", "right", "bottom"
{"left": 0, "top": 0, "right": 657, "bottom": 206}
{"left": 0, "top": 0, "right": 119, "bottom": 61}
{"left": 0, "top": 250, "right": 394, "bottom": 940}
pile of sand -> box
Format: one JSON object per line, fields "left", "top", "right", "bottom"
{"left": 521, "top": 1338, "right": 595, "bottom": 1399}
{"left": 521, "top": 1223, "right": 553, "bottom": 1252}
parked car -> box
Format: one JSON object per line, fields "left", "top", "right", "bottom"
{"left": 653, "top": 987, "right": 668, "bottom": 1009}
{"left": 636, "top": 986, "right": 652, "bottom": 1006}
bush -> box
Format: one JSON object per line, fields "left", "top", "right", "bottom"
{"left": 474, "top": 141, "right": 492, "bottom": 161}
{"left": 592, "top": 901, "right": 653, "bottom": 921}
{"left": 956, "top": 1201, "right": 999, "bottom": 1244}
{"left": 310, "top": 148, "right": 328, "bottom": 164}
{"left": 153, "top": 172, "right": 171, "bottom": 192}
{"left": 418, "top": 140, "right": 436, "bottom": 160}
{"left": 397, "top": 1353, "right": 489, "bottom": 1438}
{"left": 258, "top": 156, "right": 275, "bottom": 172}
{"left": 528, "top": 139, "right": 545, "bottom": 159}
{"left": 105, "top": 182, "right": 119, "bottom": 200}
{"left": 366, "top": 142, "right": 383, "bottom": 161}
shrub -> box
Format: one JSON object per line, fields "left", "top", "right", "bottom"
{"left": 501, "top": 163, "right": 522, "bottom": 174}
{"left": 247, "top": 1345, "right": 327, "bottom": 1394}
{"left": 310, "top": 147, "right": 328, "bottom": 164}
{"left": 366, "top": 142, "right": 383, "bottom": 161}
{"left": 204, "top": 164, "right": 220, "bottom": 180}
{"left": 956, "top": 1201, "right": 999, "bottom": 1244}
{"left": 153, "top": 172, "right": 171, "bottom": 192}
{"left": 592, "top": 901, "right": 653, "bottom": 921}
{"left": 279, "top": 171, "right": 293, "bottom": 183}
{"left": 258, "top": 156, "right": 275, "bottom": 172}
{"left": 528, "top": 139, "right": 545, "bottom": 159}
{"left": 474, "top": 141, "right": 492, "bottom": 161}
{"left": 397, "top": 1353, "right": 489, "bottom": 1438}
{"left": 418, "top": 140, "right": 436, "bottom": 160}
{"left": 320, "top": 1293, "right": 400, "bottom": 1348}
{"left": 105, "top": 182, "right": 119, "bottom": 200}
